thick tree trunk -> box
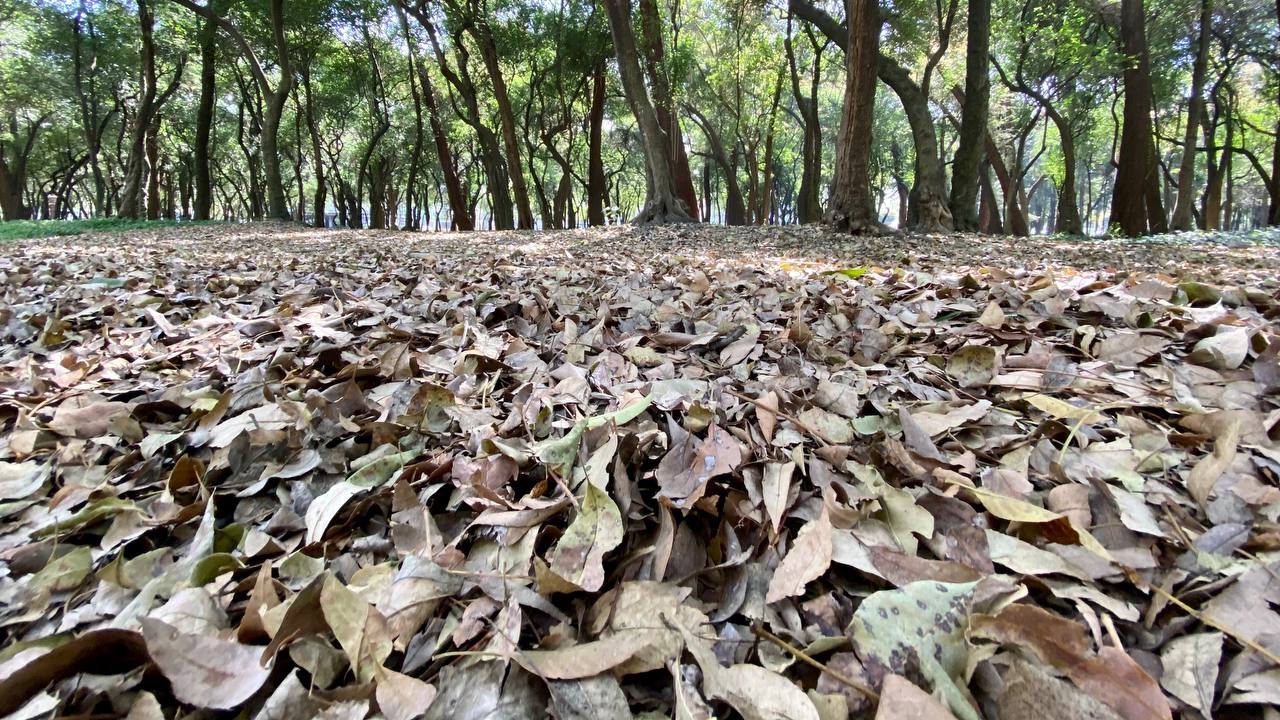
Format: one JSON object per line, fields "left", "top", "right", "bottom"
{"left": 1170, "top": 0, "right": 1211, "bottom": 230}
{"left": 949, "top": 0, "right": 991, "bottom": 231}
{"left": 826, "top": 0, "right": 883, "bottom": 233}
{"left": 194, "top": 9, "right": 216, "bottom": 221}
{"left": 1050, "top": 109, "right": 1083, "bottom": 235}
{"left": 1110, "top": 0, "right": 1160, "bottom": 236}
{"left": 588, "top": 61, "right": 607, "bottom": 226}
{"left": 639, "top": 0, "right": 699, "bottom": 221}
{"left": 602, "top": 0, "right": 693, "bottom": 223}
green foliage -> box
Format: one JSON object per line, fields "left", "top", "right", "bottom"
{"left": 0, "top": 219, "right": 217, "bottom": 242}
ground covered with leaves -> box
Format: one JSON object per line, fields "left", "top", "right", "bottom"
{"left": 1, "top": 222, "right": 1279, "bottom": 720}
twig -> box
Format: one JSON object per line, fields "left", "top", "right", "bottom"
{"left": 751, "top": 624, "right": 879, "bottom": 701}
{"left": 725, "top": 388, "right": 831, "bottom": 447}
{"left": 1128, "top": 568, "right": 1280, "bottom": 667}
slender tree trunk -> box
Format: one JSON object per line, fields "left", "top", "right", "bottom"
{"left": 471, "top": 21, "right": 535, "bottom": 229}
{"left": 1171, "top": 0, "right": 1211, "bottom": 230}
{"left": 949, "top": 0, "right": 991, "bottom": 231}
{"left": 790, "top": 28, "right": 824, "bottom": 224}
{"left": 193, "top": 8, "right": 216, "bottom": 221}
{"left": 145, "top": 114, "right": 162, "bottom": 220}
{"left": 757, "top": 72, "right": 784, "bottom": 225}
{"left": 72, "top": 3, "right": 109, "bottom": 217}
{"left": 588, "top": 60, "right": 607, "bottom": 226}
{"left": 880, "top": 58, "right": 952, "bottom": 231}
{"left": 120, "top": 0, "right": 157, "bottom": 219}
{"left": 602, "top": 0, "right": 693, "bottom": 223}
{"left": 826, "top": 0, "right": 882, "bottom": 233}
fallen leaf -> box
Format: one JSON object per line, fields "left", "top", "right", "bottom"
{"left": 140, "top": 618, "right": 272, "bottom": 710}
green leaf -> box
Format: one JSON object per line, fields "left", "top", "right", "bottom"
{"left": 547, "top": 483, "right": 624, "bottom": 592}
{"left": 849, "top": 581, "right": 981, "bottom": 720}
{"left": 823, "top": 267, "right": 868, "bottom": 279}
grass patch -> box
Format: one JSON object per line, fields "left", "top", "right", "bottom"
{"left": 0, "top": 218, "right": 217, "bottom": 242}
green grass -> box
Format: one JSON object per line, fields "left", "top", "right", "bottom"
{"left": 0, "top": 218, "right": 216, "bottom": 242}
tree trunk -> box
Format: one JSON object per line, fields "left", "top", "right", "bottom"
{"left": 686, "top": 105, "right": 747, "bottom": 225}
{"left": 588, "top": 60, "right": 607, "bottom": 226}
{"left": 826, "top": 0, "right": 882, "bottom": 233}
{"left": 1110, "top": 0, "right": 1159, "bottom": 236}
{"left": 120, "top": 0, "right": 157, "bottom": 219}
{"left": 639, "top": 0, "right": 699, "bottom": 221}
{"left": 146, "top": 114, "right": 162, "bottom": 220}
{"left": 72, "top": 2, "right": 110, "bottom": 217}
{"left": 1170, "top": 0, "right": 1211, "bottom": 230}
{"left": 299, "top": 63, "right": 327, "bottom": 227}
{"left": 785, "top": 22, "right": 824, "bottom": 224}
{"left": 471, "top": 19, "right": 535, "bottom": 229}
{"left": 408, "top": 6, "right": 513, "bottom": 229}
{"left": 757, "top": 72, "right": 784, "bottom": 225}
{"left": 1050, "top": 108, "right": 1083, "bottom": 235}
{"left": 880, "top": 57, "right": 952, "bottom": 232}
{"left": 602, "top": 0, "right": 692, "bottom": 223}
{"left": 194, "top": 8, "right": 216, "bottom": 220}
{"left": 949, "top": 0, "right": 991, "bottom": 231}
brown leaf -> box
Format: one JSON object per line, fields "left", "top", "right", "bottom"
{"left": 140, "top": 618, "right": 272, "bottom": 710}
{"left": 766, "top": 507, "right": 832, "bottom": 603}
{"left": 876, "top": 674, "right": 958, "bottom": 720}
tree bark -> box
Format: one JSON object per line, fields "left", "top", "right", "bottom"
{"left": 991, "top": 58, "right": 1082, "bottom": 234}
{"left": 788, "top": 0, "right": 950, "bottom": 230}
{"left": 193, "top": 6, "right": 216, "bottom": 221}
{"left": 408, "top": 5, "right": 514, "bottom": 230}
{"left": 588, "top": 60, "right": 607, "bottom": 226}
{"left": 465, "top": 9, "right": 535, "bottom": 229}
{"left": 826, "top": 0, "right": 883, "bottom": 233}
{"left": 879, "top": 57, "right": 952, "bottom": 231}
{"left": 949, "top": 0, "right": 991, "bottom": 231}
{"left": 602, "top": 0, "right": 693, "bottom": 223}
{"left": 1170, "top": 0, "right": 1211, "bottom": 230}
{"left": 785, "top": 20, "right": 824, "bottom": 224}
{"left": 119, "top": 0, "right": 157, "bottom": 219}
{"left": 639, "top": 0, "right": 699, "bottom": 221}
{"left": 72, "top": 2, "right": 112, "bottom": 217}
{"left": 1110, "top": 0, "right": 1160, "bottom": 236}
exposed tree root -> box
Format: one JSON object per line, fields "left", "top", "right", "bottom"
{"left": 631, "top": 196, "right": 695, "bottom": 224}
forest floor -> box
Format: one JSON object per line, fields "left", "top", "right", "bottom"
{"left": 1, "top": 222, "right": 1279, "bottom": 720}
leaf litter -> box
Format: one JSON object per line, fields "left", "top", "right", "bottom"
{"left": 0, "top": 222, "right": 1278, "bottom": 719}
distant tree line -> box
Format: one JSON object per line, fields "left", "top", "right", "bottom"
{"left": 0, "top": 0, "right": 1276, "bottom": 236}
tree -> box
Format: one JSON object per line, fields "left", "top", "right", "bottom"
{"left": 601, "top": 0, "right": 693, "bottom": 223}
{"left": 826, "top": 0, "right": 883, "bottom": 233}
{"left": 1170, "top": 0, "right": 1212, "bottom": 230}
{"left": 1109, "top": 0, "right": 1164, "bottom": 235}
{"left": 168, "top": 0, "right": 294, "bottom": 222}
{"left": 950, "top": 0, "right": 991, "bottom": 231}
